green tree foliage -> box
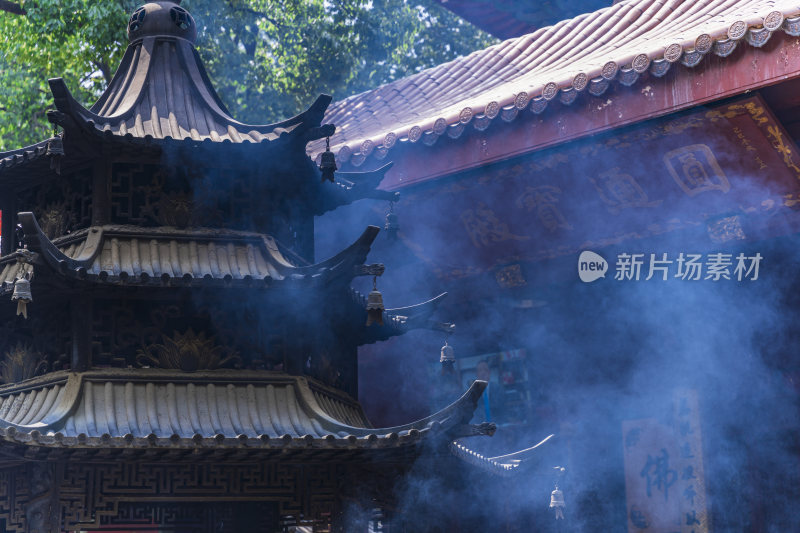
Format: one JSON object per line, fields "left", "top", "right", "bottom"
{"left": 0, "top": 0, "right": 496, "bottom": 151}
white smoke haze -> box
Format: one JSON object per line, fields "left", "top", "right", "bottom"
{"left": 314, "top": 100, "right": 800, "bottom": 531}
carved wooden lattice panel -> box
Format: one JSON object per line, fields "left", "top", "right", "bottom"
{"left": 110, "top": 163, "right": 165, "bottom": 226}
{"left": 0, "top": 300, "right": 71, "bottom": 379}
{"left": 97, "top": 501, "right": 278, "bottom": 532}
{"left": 0, "top": 463, "right": 58, "bottom": 533}
{"left": 0, "top": 459, "right": 403, "bottom": 532}
{"left": 90, "top": 298, "right": 290, "bottom": 370}
{"left": 17, "top": 169, "right": 92, "bottom": 239}
{"left": 110, "top": 162, "right": 260, "bottom": 231}
{"left": 59, "top": 461, "right": 342, "bottom": 530}
{"left": 0, "top": 467, "right": 27, "bottom": 532}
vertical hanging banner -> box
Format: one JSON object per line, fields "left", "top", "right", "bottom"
{"left": 673, "top": 389, "right": 709, "bottom": 533}
{"left": 622, "top": 390, "right": 709, "bottom": 533}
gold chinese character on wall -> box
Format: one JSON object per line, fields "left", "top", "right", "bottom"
{"left": 515, "top": 185, "right": 572, "bottom": 232}
{"left": 663, "top": 144, "right": 729, "bottom": 196}
{"left": 460, "top": 202, "right": 529, "bottom": 248}
{"left": 589, "top": 167, "right": 661, "bottom": 214}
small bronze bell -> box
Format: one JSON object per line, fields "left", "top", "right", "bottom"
{"left": 365, "top": 276, "right": 384, "bottom": 326}
{"left": 440, "top": 340, "right": 455, "bottom": 364}
{"left": 46, "top": 134, "right": 65, "bottom": 174}
{"left": 319, "top": 137, "right": 337, "bottom": 183}
{"left": 385, "top": 202, "right": 399, "bottom": 240}
{"left": 549, "top": 488, "right": 565, "bottom": 520}
{"left": 12, "top": 277, "right": 32, "bottom": 319}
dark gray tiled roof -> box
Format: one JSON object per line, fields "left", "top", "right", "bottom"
{"left": 0, "top": 141, "right": 49, "bottom": 171}
{"left": 314, "top": 1, "right": 800, "bottom": 167}
{"left": 49, "top": 37, "right": 330, "bottom": 145}
{"left": 7, "top": 213, "right": 379, "bottom": 288}
{"left": 0, "top": 370, "right": 488, "bottom": 449}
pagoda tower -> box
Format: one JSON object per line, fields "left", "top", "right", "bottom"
{"left": 0, "top": 2, "right": 554, "bottom": 531}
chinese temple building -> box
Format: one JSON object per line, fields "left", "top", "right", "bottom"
{"left": 316, "top": 0, "right": 800, "bottom": 530}
{"left": 0, "top": 1, "right": 558, "bottom": 531}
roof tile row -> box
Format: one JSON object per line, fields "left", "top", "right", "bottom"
{"left": 314, "top": 0, "right": 800, "bottom": 167}
{"left": 0, "top": 371, "right": 487, "bottom": 449}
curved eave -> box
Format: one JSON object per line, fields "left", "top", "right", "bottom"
{"left": 15, "top": 213, "right": 379, "bottom": 289}
{"left": 47, "top": 36, "right": 334, "bottom": 145}
{"left": 0, "top": 370, "right": 488, "bottom": 450}
{"left": 0, "top": 140, "right": 50, "bottom": 176}
{"left": 315, "top": 163, "right": 400, "bottom": 215}
{"left": 487, "top": 433, "right": 557, "bottom": 465}
{"left": 291, "top": 225, "right": 380, "bottom": 279}
{"left": 356, "top": 290, "right": 454, "bottom": 344}
{"left": 450, "top": 434, "right": 557, "bottom": 477}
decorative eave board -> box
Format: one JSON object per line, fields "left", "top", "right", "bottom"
{"left": 372, "top": 94, "right": 800, "bottom": 280}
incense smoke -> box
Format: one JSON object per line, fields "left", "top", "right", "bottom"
{"left": 315, "top": 101, "right": 800, "bottom": 531}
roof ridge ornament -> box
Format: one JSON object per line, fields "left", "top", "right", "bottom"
{"left": 127, "top": 1, "right": 197, "bottom": 44}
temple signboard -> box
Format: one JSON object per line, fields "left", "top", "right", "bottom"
{"left": 622, "top": 390, "right": 709, "bottom": 533}
{"left": 395, "top": 95, "right": 800, "bottom": 279}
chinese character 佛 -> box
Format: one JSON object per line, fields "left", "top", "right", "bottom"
{"left": 640, "top": 448, "right": 678, "bottom": 502}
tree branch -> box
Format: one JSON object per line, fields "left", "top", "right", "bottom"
{"left": 0, "top": 1, "right": 26, "bottom": 15}
{"left": 93, "top": 60, "right": 112, "bottom": 84}
{"left": 224, "top": 0, "right": 281, "bottom": 29}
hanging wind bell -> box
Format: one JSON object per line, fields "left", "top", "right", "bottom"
{"left": 384, "top": 201, "right": 399, "bottom": 241}
{"left": 549, "top": 487, "right": 565, "bottom": 520}
{"left": 365, "top": 276, "right": 384, "bottom": 326}
{"left": 319, "top": 136, "right": 337, "bottom": 183}
{"left": 549, "top": 467, "right": 566, "bottom": 520}
{"left": 12, "top": 276, "right": 32, "bottom": 319}
{"left": 440, "top": 338, "right": 455, "bottom": 365}
{"left": 46, "top": 128, "right": 65, "bottom": 175}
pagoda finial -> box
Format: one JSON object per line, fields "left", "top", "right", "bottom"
{"left": 127, "top": 1, "right": 197, "bottom": 44}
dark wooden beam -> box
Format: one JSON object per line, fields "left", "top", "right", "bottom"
{"left": 71, "top": 296, "right": 92, "bottom": 371}
{"left": 92, "top": 158, "right": 110, "bottom": 225}
{"left": 0, "top": 190, "right": 16, "bottom": 255}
